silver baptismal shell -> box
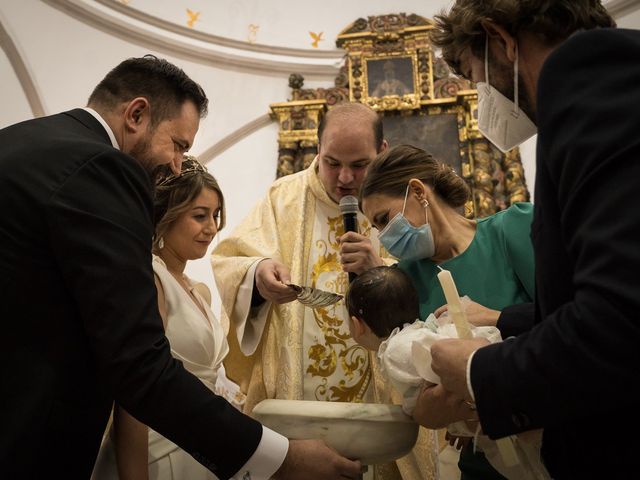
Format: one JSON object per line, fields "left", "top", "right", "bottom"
{"left": 287, "top": 283, "right": 343, "bottom": 308}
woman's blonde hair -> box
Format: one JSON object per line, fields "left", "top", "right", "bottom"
{"left": 153, "top": 156, "right": 225, "bottom": 250}
{"left": 360, "top": 144, "right": 470, "bottom": 208}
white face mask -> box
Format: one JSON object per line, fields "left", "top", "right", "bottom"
{"left": 476, "top": 37, "right": 537, "bottom": 153}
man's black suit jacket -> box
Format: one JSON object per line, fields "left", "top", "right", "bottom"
{"left": 0, "top": 109, "right": 262, "bottom": 478}
{"left": 471, "top": 29, "right": 640, "bottom": 478}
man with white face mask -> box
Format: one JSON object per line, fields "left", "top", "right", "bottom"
{"left": 422, "top": 2, "right": 640, "bottom": 479}
{"left": 476, "top": 37, "right": 537, "bottom": 153}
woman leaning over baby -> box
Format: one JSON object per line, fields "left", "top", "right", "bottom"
{"left": 359, "top": 144, "right": 535, "bottom": 480}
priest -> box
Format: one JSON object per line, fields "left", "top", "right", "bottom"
{"left": 212, "top": 102, "right": 438, "bottom": 479}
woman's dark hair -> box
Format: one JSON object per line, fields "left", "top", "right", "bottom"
{"left": 346, "top": 266, "right": 420, "bottom": 338}
{"left": 360, "top": 144, "right": 470, "bottom": 208}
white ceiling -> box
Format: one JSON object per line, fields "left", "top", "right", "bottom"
{"left": 111, "top": 0, "right": 455, "bottom": 51}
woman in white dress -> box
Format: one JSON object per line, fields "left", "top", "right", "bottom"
{"left": 93, "top": 157, "right": 243, "bottom": 480}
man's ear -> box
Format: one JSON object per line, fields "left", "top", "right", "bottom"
{"left": 123, "top": 97, "right": 151, "bottom": 133}
{"left": 378, "top": 139, "right": 389, "bottom": 154}
{"left": 480, "top": 20, "right": 517, "bottom": 63}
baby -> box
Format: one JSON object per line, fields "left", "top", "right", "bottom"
{"left": 345, "top": 266, "right": 550, "bottom": 480}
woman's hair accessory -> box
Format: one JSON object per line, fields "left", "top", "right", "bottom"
{"left": 156, "top": 156, "right": 207, "bottom": 187}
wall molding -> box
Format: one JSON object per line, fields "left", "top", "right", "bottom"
{"left": 198, "top": 114, "right": 275, "bottom": 164}
{"left": 0, "top": 14, "right": 46, "bottom": 117}
{"left": 606, "top": 0, "right": 640, "bottom": 18}
{"left": 43, "top": 0, "right": 344, "bottom": 79}
{"left": 97, "top": 0, "right": 343, "bottom": 59}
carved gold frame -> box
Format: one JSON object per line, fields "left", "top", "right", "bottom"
{"left": 269, "top": 13, "right": 529, "bottom": 218}
{"left": 361, "top": 53, "right": 421, "bottom": 110}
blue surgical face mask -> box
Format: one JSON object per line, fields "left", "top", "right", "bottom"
{"left": 378, "top": 185, "right": 435, "bottom": 261}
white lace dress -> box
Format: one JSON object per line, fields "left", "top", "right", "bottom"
{"left": 92, "top": 256, "right": 243, "bottom": 480}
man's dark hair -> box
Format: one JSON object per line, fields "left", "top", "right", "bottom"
{"left": 88, "top": 55, "right": 208, "bottom": 126}
{"left": 430, "top": 0, "right": 615, "bottom": 76}
{"left": 317, "top": 102, "right": 384, "bottom": 152}
{"left": 346, "top": 266, "right": 420, "bottom": 338}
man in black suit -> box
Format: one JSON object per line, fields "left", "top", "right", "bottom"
{"left": 0, "top": 55, "right": 361, "bottom": 479}
{"left": 411, "top": 2, "right": 640, "bottom": 478}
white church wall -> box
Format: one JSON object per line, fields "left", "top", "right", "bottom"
{"left": 617, "top": 6, "right": 640, "bottom": 26}
{"left": 0, "top": 49, "right": 32, "bottom": 128}
{"left": 185, "top": 121, "right": 280, "bottom": 315}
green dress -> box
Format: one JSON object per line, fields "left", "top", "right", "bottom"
{"left": 399, "top": 202, "right": 534, "bottom": 319}
{"left": 398, "top": 202, "right": 535, "bottom": 480}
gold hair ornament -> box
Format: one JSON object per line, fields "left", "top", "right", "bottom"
{"left": 156, "top": 156, "right": 207, "bottom": 187}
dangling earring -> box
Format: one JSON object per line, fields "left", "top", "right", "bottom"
{"left": 420, "top": 198, "right": 430, "bottom": 225}
{"left": 158, "top": 237, "right": 164, "bottom": 249}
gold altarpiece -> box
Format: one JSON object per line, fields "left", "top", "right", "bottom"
{"left": 269, "top": 13, "right": 529, "bottom": 218}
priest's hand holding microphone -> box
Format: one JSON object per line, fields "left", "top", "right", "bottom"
{"left": 338, "top": 195, "right": 384, "bottom": 280}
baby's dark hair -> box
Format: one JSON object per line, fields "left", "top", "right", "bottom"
{"left": 346, "top": 266, "right": 420, "bottom": 338}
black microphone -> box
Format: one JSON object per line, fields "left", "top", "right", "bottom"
{"left": 339, "top": 195, "right": 359, "bottom": 283}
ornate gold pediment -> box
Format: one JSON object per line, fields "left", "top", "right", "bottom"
{"left": 269, "top": 13, "right": 530, "bottom": 218}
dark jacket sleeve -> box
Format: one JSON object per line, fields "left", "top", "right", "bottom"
{"left": 496, "top": 303, "right": 535, "bottom": 338}
{"left": 470, "top": 29, "right": 640, "bottom": 439}
{"left": 46, "top": 151, "right": 261, "bottom": 479}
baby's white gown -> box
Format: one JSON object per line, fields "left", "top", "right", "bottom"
{"left": 378, "top": 313, "right": 550, "bottom": 480}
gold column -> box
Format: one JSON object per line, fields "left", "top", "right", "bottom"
{"left": 299, "top": 140, "right": 318, "bottom": 171}
{"left": 502, "top": 149, "right": 530, "bottom": 205}
{"left": 277, "top": 141, "right": 299, "bottom": 178}
{"left": 470, "top": 139, "right": 498, "bottom": 217}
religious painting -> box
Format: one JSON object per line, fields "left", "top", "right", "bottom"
{"left": 366, "top": 56, "right": 415, "bottom": 98}
{"left": 382, "top": 113, "right": 462, "bottom": 174}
